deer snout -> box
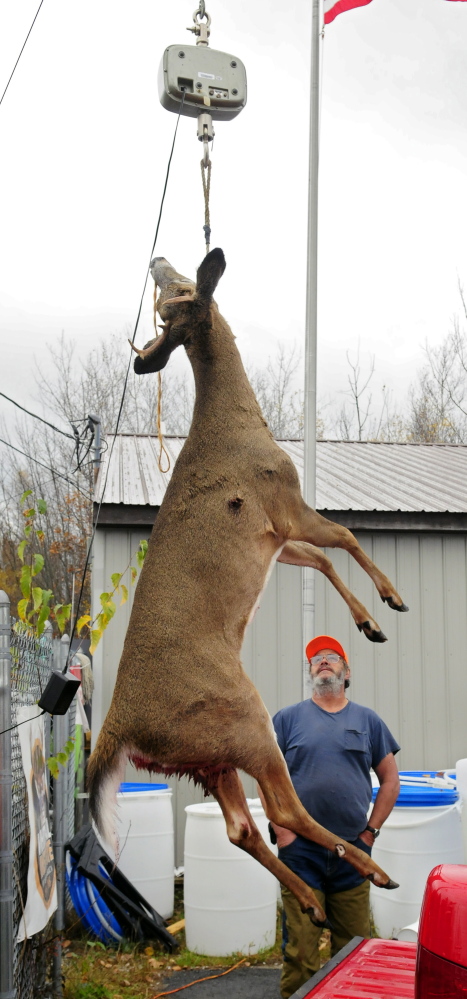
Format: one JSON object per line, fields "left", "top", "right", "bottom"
{"left": 150, "top": 256, "right": 192, "bottom": 292}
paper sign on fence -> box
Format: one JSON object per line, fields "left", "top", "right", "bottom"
{"left": 16, "top": 706, "right": 57, "bottom": 941}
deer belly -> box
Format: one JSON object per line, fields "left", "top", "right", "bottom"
{"left": 247, "top": 543, "right": 285, "bottom": 626}
{"left": 129, "top": 754, "right": 234, "bottom": 792}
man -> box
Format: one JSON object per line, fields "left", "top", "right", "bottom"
{"left": 272, "top": 635, "right": 400, "bottom": 999}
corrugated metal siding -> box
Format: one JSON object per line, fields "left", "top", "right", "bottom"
{"left": 91, "top": 529, "right": 303, "bottom": 865}
{"left": 96, "top": 437, "right": 467, "bottom": 513}
{"left": 314, "top": 532, "right": 467, "bottom": 770}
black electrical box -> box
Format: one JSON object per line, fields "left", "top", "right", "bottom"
{"left": 38, "top": 671, "right": 81, "bottom": 715}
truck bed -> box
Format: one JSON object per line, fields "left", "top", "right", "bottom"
{"left": 292, "top": 937, "right": 417, "bottom": 999}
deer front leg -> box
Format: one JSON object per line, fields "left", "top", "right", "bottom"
{"left": 255, "top": 756, "right": 398, "bottom": 891}
{"left": 211, "top": 770, "right": 330, "bottom": 927}
{"left": 278, "top": 541, "right": 388, "bottom": 641}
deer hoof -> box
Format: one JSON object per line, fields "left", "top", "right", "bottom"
{"left": 306, "top": 908, "right": 333, "bottom": 930}
{"left": 357, "top": 622, "right": 387, "bottom": 643}
{"left": 381, "top": 595, "right": 409, "bottom": 612}
{"left": 367, "top": 874, "right": 399, "bottom": 890}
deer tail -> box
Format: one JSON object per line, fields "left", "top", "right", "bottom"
{"left": 87, "top": 727, "right": 127, "bottom": 854}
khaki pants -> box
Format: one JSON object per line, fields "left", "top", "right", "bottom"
{"left": 280, "top": 880, "right": 371, "bottom": 999}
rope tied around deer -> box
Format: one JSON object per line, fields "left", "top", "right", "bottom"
{"left": 153, "top": 283, "right": 171, "bottom": 474}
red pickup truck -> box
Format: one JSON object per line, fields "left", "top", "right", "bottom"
{"left": 291, "top": 864, "right": 467, "bottom": 999}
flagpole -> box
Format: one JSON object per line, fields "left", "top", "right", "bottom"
{"left": 302, "top": 0, "right": 321, "bottom": 698}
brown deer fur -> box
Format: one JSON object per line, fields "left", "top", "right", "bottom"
{"left": 88, "top": 248, "right": 405, "bottom": 925}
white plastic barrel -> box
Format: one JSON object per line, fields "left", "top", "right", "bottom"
{"left": 184, "top": 798, "right": 277, "bottom": 956}
{"left": 370, "top": 771, "right": 463, "bottom": 939}
{"left": 456, "top": 758, "right": 467, "bottom": 863}
{"left": 115, "top": 782, "right": 174, "bottom": 919}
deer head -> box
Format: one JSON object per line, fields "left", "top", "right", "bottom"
{"left": 131, "top": 247, "right": 226, "bottom": 375}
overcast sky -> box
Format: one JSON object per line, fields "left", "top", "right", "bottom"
{"left": 1, "top": 0, "right": 467, "bottom": 436}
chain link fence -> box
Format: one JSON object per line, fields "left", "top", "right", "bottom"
{"left": 0, "top": 592, "right": 77, "bottom": 999}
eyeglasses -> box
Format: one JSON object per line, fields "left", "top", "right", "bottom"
{"left": 310, "top": 653, "right": 342, "bottom": 666}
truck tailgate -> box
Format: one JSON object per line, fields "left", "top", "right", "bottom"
{"left": 294, "top": 937, "right": 417, "bottom": 998}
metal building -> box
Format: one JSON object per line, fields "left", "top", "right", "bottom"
{"left": 91, "top": 436, "right": 467, "bottom": 862}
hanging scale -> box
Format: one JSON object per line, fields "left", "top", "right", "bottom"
{"left": 159, "top": 2, "right": 247, "bottom": 253}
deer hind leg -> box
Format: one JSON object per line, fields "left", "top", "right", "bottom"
{"left": 279, "top": 541, "right": 388, "bottom": 642}
{"left": 253, "top": 752, "right": 398, "bottom": 891}
{"left": 211, "top": 769, "right": 329, "bottom": 927}
{"left": 288, "top": 508, "right": 408, "bottom": 642}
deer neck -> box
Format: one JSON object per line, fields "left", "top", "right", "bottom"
{"left": 186, "top": 312, "right": 267, "bottom": 436}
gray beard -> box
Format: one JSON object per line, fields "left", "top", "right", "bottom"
{"left": 311, "top": 670, "right": 346, "bottom": 696}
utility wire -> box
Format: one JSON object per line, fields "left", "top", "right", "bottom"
{"left": 0, "top": 710, "right": 45, "bottom": 738}
{"left": 0, "top": 0, "right": 46, "bottom": 108}
{"left": 0, "top": 436, "right": 91, "bottom": 497}
{"left": 65, "top": 91, "right": 186, "bottom": 670}
{"left": 0, "top": 391, "right": 75, "bottom": 439}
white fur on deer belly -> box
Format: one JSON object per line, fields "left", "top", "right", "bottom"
{"left": 247, "top": 543, "right": 285, "bottom": 625}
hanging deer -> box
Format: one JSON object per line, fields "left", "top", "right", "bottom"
{"left": 88, "top": 249, "right": 405, "bottom": 925}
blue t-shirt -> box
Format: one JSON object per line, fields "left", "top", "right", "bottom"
{"left": 273, "top": 699, "right": 400, "bottom": 841}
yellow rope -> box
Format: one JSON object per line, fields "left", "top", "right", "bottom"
{"left": 154, "top": 283, "right": 171, "bottom": 474}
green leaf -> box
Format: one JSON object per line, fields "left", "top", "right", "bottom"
{"left": 77, "top": 614, "right": 91, "bottom": 634}
{"left": 103, "top": 599, "right": 116, "bottom": 620}
{"left": 32, "top": 553, "right": 44, "bottom": 577}
{"left": 17, "top": 539, "right": 27, "bottom": 563}
{"left": 23, "top": 507, "right": 35, "bottom": 519}
{"left": 17, "top": 598, "right": 29, "bottom": 622}
{"left": 41, "top": 589, "right": 53, "bottom": 607}
{"left": 55, "top": 603, "right": 71, "bottom": 634}
{"left": 35, "top": 529, "right": 45, "bottom": 542}
{"left": 90, "top": 629, "right": 102, "bottom": 654}
{"left": 131, "top": 566, "right": 137, "bottom": 584}
{"left": 56, "top": 752, "right": 68, "bottom": 765}
{"left": 37, "top": 498, "right": 47, "bottom": 515}
{"left": 99, "top": 592, "right": 110, "bottom": 607}
{"left": 136, "top": 539, "right": 148, "bottom": 567}
{"left": 24, "top": 525, "right": 31, "bottom": 538}
{"left": 65, "top": 738, "right": 75, "bottom": 753}
{"left": 36, "top": 604, "right": 50, "bottom": 636}
{"left": 111, "top": 572, "right": 122, "bottom": 589}
{"left": 20, "top": 565, "right": 32, "bottom": 599}
{"left": 120, "top": 584, "right": 128, "bottom": 605}
{"left": 32, "top": 587, "right": 43, "bottom": 613}
{"left": 20, "top": 489, "right": 32, "bottom": 504}
{"left": 47, "top": 758, "right": 59, "bottom": 779}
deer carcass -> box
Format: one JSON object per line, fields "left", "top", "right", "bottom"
{"left": 88, "top": 248, "right": 405, "bottom": 925}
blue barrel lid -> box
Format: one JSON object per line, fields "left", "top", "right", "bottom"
{"left": 118, "top": 782, "right": 169, "bottom": 792}
{"left": 372, "top": 770, "right": 458, "bottom": 807}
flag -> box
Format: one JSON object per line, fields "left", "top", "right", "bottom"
{"left": 324, "top": 0, "right": 374, "bottom": 25}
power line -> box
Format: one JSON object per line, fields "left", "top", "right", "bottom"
{"left": 65, "top": 91, "right": 186, "bottom": 670}
{"left": 0, "top": 710, "right": 45, "bottom": 738}
{"left": 0, "top": 391, "right": 75, "bottom": 439}
{"left": 0, "top": 436, "right": 91, "bottom": 497}
{"left": 0, "top": 0, "right": 46, "bottom": 108}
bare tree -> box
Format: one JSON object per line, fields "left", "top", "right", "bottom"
{"left": 248, "top": 343, "right": 304, "bottom": 439}
{"left": 407, "top": 284, "right": 467, "bottom": 443}
{"left": 329, "top": 347, "right": 406, "bottom": 443}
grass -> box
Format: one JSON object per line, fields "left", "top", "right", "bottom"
{"left": 63, "top": 883, "right": 331, "bottom": 999}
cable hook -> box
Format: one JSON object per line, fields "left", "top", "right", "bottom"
{"left": 189, "top": 5, "right": 211, "bottom": 44}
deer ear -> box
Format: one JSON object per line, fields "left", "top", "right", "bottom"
{"left": 196, "top": 247, "right": 226, "bottom": 303}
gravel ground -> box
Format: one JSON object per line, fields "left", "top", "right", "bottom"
{"left": 158, "top": 964, "right": 282, "bottom": 998}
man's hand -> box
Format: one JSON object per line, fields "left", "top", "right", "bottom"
{"left": 358, "top": 828, "right": 375, "bottom": 848}
{"left": 271, "top": 822, "right": 297, "bottom": 849}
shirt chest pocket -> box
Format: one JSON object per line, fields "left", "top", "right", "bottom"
{"left": 344, "top": 729, "right": 369, "bottom": 753}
